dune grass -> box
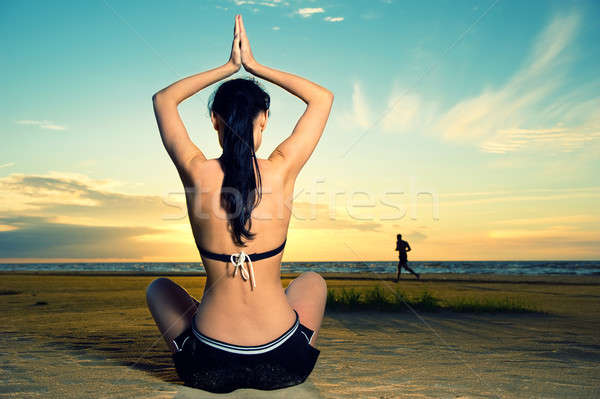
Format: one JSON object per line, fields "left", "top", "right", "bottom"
{"left": 326, "top": 286, "right": 540, "bottom": 313}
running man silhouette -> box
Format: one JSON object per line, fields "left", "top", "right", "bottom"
{"left": 395, "top": 234, "right": 420, "bottom": 281}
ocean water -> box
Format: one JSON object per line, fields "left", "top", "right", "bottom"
{"left": 1, "top": 260, "right": 599, "bottom": 275}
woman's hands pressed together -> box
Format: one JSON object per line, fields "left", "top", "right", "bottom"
{"left": 228, "top": 15, "right": 257, "bottom": 73}
{"left": 228, "top": 14, "right": 242, "bottom": 71}
{"left": 237, "top": 15, "right": 258, "bottom": 71}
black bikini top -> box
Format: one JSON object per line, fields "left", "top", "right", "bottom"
{"left": 198, "top": 239, "right": 286, "bottom": 290}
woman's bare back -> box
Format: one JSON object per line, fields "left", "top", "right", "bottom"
{"left": 188, "top": 158, "right": 297, "bottom": 345}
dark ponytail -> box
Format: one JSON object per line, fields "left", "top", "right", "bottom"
{"left": 208, "top": 77, "right": 270, "bottom": 247}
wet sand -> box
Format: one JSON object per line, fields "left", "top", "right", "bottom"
{"left": 1, "top": 273, "right": 599, "bottom": 398}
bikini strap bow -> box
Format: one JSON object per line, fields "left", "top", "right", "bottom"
{"left": 230, "top": 251, "right": 256, "bottom": 289}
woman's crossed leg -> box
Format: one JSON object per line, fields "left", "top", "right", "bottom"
{"left": 146, "top": 277, "right": 199, "bottom": 353}
{"left": 284, "top": 271, "right": 327, "bottom": 347}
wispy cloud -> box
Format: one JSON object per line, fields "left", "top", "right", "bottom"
{"left": 337, "top": 81, "right": 429, "bottom": 133}
{"left": 351, "top": 82, "right": 370, "bottom": 129}
{"left": 436, "top": 12, "right": 600, "bottom": 154}
{"left": 409, "top": 230, "right": 427, "bottom": 242}
{"left": 297, "top": 7, "right": 324, "bottom": 18}
{"left": 442, "top": 190, "right": 600, "bottom": 207}
{"left": 0, "top": 172, "right": 195, "bottom": 259}
{"left": 231, "top": 0, "right": 286, "bottom": 8}
{"left": 259, "top": 0, "right": 280, "bottom": 7}
{"left": 488, "top": 226, "right": 589, "bottom": 240}
{"left": 335, "top": 82, "right": 371, "bottom": 130}
{"left": 381, "top": 91, "right": 423, "bottom": 133}
{"left": 324, "top": 16, "right": 344, "bottom": 22}
{"left": 16, "top": 119, "right": 67, "bottom": 131}
{"left": 0, "top": 172, "right": 166, "bottom": 217}
{"left": 491, "top": 214, "right": 600, "bottom": 226}
{"left": 0, "top": 162, "right": 15, "bottom": 169}
{"left": 272, "top": 26, "right": 280, "bottom": 30}
{"left": 421, "top": 227, "right": 600, "bottom": 260}
{"left": 441, "top": 186, "right": 600, "bottom": 198}
{"left": 0, "top": 215, "right": 185, "bottom": 259}
{"left": 290, "top": 201, "right": 383, "bottom": 232}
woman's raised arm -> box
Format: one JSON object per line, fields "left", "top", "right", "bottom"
{"left": 152, "top": 62, "right": 238, "bottom": 184}
{"left": 152, "top": 16, "right": 242, "bottom": 186}
{"left": 238, "top": 15, "right": 334, "bottom": 180}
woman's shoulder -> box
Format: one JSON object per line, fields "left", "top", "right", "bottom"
{"left": 196, "top": 157, "right": 271, "bottom": 169}
{"left": 190, "top": 157, "right": 287, "bottom": 186}
{"left": 191, "top": 157, "right": 222, "bottom": 176}
{"left": 257, "top": 158, "right": 290, "bottom": 185}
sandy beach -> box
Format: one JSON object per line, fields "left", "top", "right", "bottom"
{"left": 1, "top": 272, "right": 599, "bottom": 398}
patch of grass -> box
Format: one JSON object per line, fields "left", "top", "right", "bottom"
{"left": 413, "top": 290, "right": 440, "bottom": 311}
{"left": 326, "top": 286, "right": 540, "bottom": 313}
{"left": 338, "top": 288, "right": 361, "bottom": 306}
{"left": 391, "top": 288, "right": 409, "bottom": 304}
{"left": 326, "top": 286, "right": 412, "bottom": 311}
{"left": 363, "top": 286, "right": 387, "bottom": 307}
{"left": 326, "top": 288, "right": 336, "bottom": 305}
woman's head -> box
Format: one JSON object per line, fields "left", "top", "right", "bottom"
{"left": 207, "top": 77, "right": 270, "bottom": 246}
{"left": 208, "top": 77, "right": 270, "bottom": 151}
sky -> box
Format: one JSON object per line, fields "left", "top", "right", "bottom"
{"left": 1, "top": 0, "right": 599, "bottom": 262}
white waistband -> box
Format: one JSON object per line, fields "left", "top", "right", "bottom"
{"left": 192, "top": 313, "right": 299, "bottom": 355}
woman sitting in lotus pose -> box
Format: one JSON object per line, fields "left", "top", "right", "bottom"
{"left": 146, "top": 14, "right": 334, "bottom": 393}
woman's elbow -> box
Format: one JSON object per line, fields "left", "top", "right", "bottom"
{"left": 152, "top": 91, "right": 177, "bottom": 109}
{"left": 152, "top": 91, "right": 165, "bottom": 104}
{"left": 314, "top": 89, "right": 334, "bottom": 104}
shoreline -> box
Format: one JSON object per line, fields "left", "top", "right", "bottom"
{"left": 1, "top": 270, "right": 599, "bottom": 285}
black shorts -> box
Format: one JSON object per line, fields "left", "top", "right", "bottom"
{"left": 171, "top": 309, "right": 320, "bottom": 393}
